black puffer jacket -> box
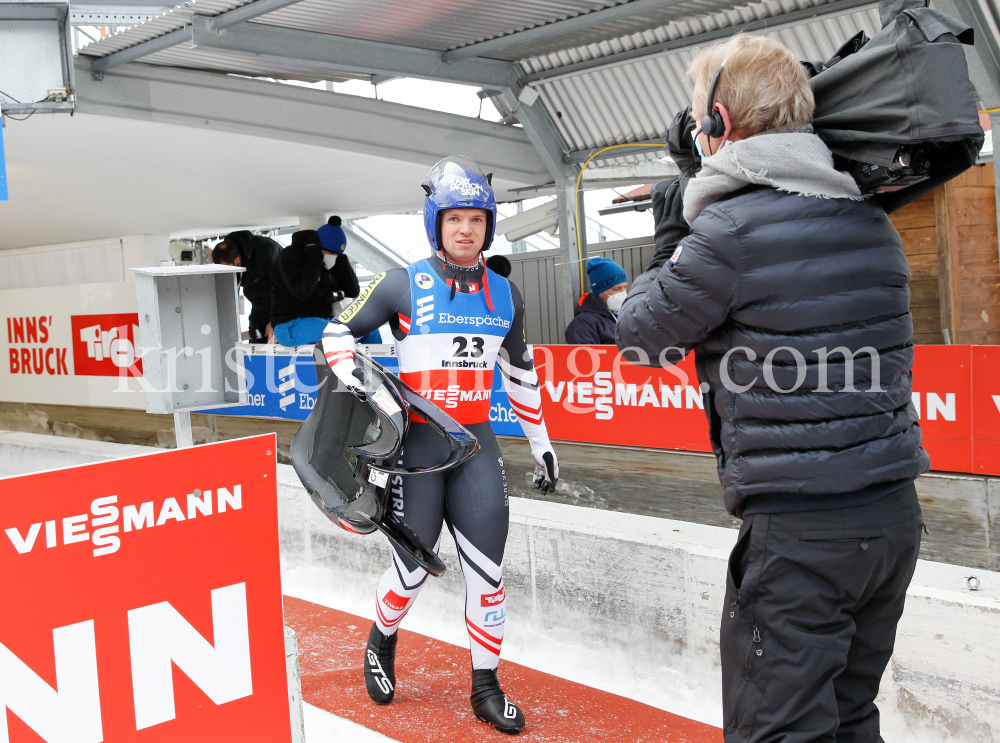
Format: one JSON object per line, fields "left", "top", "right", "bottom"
{"left": 271, "top": 229, "right": 360, "bottom": 326}
{"left": 617, "top": 186, "right": 929, "bottom": 515}
{"left": 223, "top": 230, "right": 281, "bottom": 318}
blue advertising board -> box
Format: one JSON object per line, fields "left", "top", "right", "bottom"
{"left": 204, "top": 345, "right": 526, "bottom": 438}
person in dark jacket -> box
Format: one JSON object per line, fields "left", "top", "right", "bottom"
{"left": 271, "top": 217, "right": 360, "bottom": 347}
{"left": 212, "top": 230, "right": 281, "bottom": 343}
{"left": 485, "top": 254, "right": 512, "bottom": 278}
{"left": 565, "top": 257, "right": 627, "bottom": 345}
{"left": 617, "top": 34, "right": 929, "bottom": 743}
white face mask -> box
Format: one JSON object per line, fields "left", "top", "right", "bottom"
{"left": 322, "top": 253, "right": 337, "bottom": 270}
{"left": 695, "top": 134, "right": 708, "bottom": 162}
{"left": 606, "top": 291, "right": 626, "bottom": 315}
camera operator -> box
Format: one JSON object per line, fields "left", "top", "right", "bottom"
{"left": 617, "top": 33, "right": 929, "bottom": 743}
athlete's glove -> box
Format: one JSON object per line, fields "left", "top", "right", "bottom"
{"left": 532, "top": 450, "right": 559, "bottom": 495}
{"left": 330, "top": 361, "right": 367, "bottom": 402}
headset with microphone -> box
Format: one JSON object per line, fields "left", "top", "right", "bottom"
{"left": 696, "top": 65, "right": 726, "bottom": 158}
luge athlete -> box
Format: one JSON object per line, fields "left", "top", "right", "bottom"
{"left": 321, "top": 156, "right": 559, "bottom": 734}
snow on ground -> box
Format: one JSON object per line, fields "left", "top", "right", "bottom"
{"left": 304, "top": 703, "right": 400, "bottom": 742}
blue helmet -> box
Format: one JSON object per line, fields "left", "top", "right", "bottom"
{"left": 422, "top": 156, "right": 497, "bottom": 253}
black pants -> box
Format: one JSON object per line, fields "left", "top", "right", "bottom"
{"left": 722, "top": 485, "right": 922, "bottom": 743}
{"left": 392, "top": 421, "right": 509, "bottom": 574}
{"left": 373, "top": 422, "right": 510, "bottom": 669}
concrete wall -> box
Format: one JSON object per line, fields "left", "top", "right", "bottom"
{"left": 0, "top": 429, "right": 154, "bottom": 475}
{"left": 4, "top": 402, "right": 1000, "bottom": 570}
{"left": 2, "top": 431, "right": 999, "bottom": 740}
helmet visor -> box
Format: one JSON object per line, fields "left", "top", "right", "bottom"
{"left": 425, "top": 156, "right": 488, "bottom": 185}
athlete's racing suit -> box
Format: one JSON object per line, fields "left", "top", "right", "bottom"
{"left": 321, "top": 256, "right": 556, "bottom": 670}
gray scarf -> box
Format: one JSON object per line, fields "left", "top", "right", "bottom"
{"left": 683, "top": 131, "right": 863, "bottom": 225}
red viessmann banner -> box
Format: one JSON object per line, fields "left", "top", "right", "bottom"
{"left": 0, "top": 435, "right": 290, "bottom": 742}
{"left": 531, "top": 345, "right": 1000, "bottom": 477}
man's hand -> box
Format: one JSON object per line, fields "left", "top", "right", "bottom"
{"left": 666, "top": 105, "right": 699, "bottom": 177}
{"left": 532, "top": 450, "right": 559, "bottom": 495}
{"left": 265, "top": 323, "right": 274, "bottom": 342}
{"left": 331, "top": 361, "right": 367, "bottom": 401}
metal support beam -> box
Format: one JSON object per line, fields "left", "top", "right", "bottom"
{"left": 75, "top": 0, "right": 181, "bottom": 5}
{"left": 189, "top": 19, "right": 576, "bottom": 183}
{"left": 74, "top": 62, "right": 549, "bottom": 184}
{"left": 577, "top": 184, "right": 589, "bottom": 288}
{"left": 173, "top": 411, "right": 192, "bottom": 448}
{"left": 564, "top": 143, "right": 667, "bottom": 164}
{"left": 498, "top": 88, "right": 575, "bottom": 181}
{"left": 519, "top": 0, "right": 879, "bottom": 85}
{"left": 89, "top": 0, "right": 307, "bottom": 76}
{"left": 1, "top": 2, "right": 76, "bottom": 113}
{"left": 190, "top": 18, "right": 517, "bottom": 89}
{"left": 342, "top": 224, "right": 408, "bottom": 273}
{"left": 555, "top": 174, "right": 584, "bottom": 339}
{"left": 88, "top": 4, "right": 575, "bottom": 186}
{"left": 992, "top": 112, "right": 1000, "bottom": 281}
{"left": 71, "top": 8, "right": 166, "bottom": 26}
{"left": 442, "top": 0, "right": 689, "bottom": 62}
{"left": 210, "top": 0, "right": 304, "bottom": 30}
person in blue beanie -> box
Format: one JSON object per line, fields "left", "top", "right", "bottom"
{"left": 317, "top": 215, "right": 347, "bottom": 255}
{"left": 565, "top": 256, "right": 628, "bottom": 344}
{"left": 270, "top": 216, "right": 361, "bottom": 347}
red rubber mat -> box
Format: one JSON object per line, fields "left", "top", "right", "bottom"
{"left": 284, "top": 596, "right": 722, "bottom": 742}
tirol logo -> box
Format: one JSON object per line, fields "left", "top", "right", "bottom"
{"left": 382, "top": 590, "right": 408, "bottom": 613}
{"left": 71, "top": 313, "right": 143, "bottom": 376}
{"left": 415, "top": 272, "right": 434, "bottom": 290}
{"left": 481, "top": 586, "right": 505, "bottom": 607}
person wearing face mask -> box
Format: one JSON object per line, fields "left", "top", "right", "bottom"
{"left": 564, "top": 257, "right": 628, "bottom": 345}
{"left": 269, "top": 216, "right": 361, "bottom": 347}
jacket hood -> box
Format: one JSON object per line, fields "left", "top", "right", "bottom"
{"left": 683, "top": 131, "right": 862, "bottom": 224}
{"left": 223, "top": 230, "right": 253, "bottom": 254}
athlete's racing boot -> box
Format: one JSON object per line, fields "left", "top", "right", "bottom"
{"left": 363, "top": 624, "right": 397, "bottom": 704}
{"left": 470, "top": 669, "right": 525, "bottom": 734}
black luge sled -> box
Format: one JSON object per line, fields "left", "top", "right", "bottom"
{"left": 290, "top": 349, "right": 479, "bottom": 577}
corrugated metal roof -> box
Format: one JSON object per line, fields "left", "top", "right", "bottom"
{"left": 77, "top": 0, "right": 247, "bottom": 56}
{"left": 529, "top": 2, "right": 882, "bottom": 152}
{"left": 79, "top": 0, "right": 783, "bottom": 60}
{"left": 73, "top": 0, "right": 992, "bottom": 163}
{"left": 248, "top": 0, "right": 756, "bottom": 59}
{"left": 248, "top": 0, "right": 618, "bottom": 52}
{"left": 122, "top": 41, "right": 366, "bottom": 80}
